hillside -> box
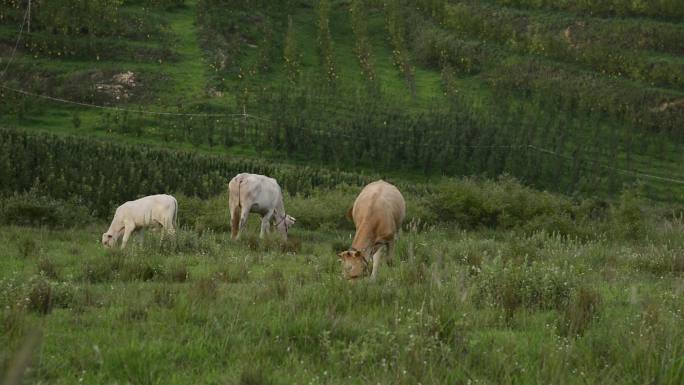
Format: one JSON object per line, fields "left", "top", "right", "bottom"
{"left": 1, "top": 0, "right": 684, "bottom": 204}
{"left": 2, "top": 2, "right": 684, "bottom": 384}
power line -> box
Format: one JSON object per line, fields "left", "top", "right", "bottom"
{"left": 0, "top": 84, "right": 264, "bottom": 119}
{"left": 0, "top": 2, "right": 30, "bottom": 81}
{"left": 528, "top": 145, "right": 684, "bottom": 185}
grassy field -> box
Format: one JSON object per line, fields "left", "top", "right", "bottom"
{"left": 1, "top": 188, "right": 684, "bottom": 384}
{"left": 1, "top": 1, "right": 684, "bottom": 383}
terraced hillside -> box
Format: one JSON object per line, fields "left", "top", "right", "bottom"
{"left": 1, "top": 0, "right": 684, "bottom": 203}
{"left": 2, "top": 2, "right": 684, "bottom": 385}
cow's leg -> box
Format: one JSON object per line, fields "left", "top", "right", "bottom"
{"left": 120, "top": 223, "right": 136, "bottom": 249}
{"left": 236, "top": 207, "right": 250, "bottom": 240}
{"left": 386, "top": 240, "right": 395, "bottom": 267}
{"left": 260, "top": 211, "right": 274, "bottom": 239}
{"left": 164, "top": 216, "right": 176, "bottom": 235}
{"left": 369, "top": 247, "right": 384, "bottom": 281}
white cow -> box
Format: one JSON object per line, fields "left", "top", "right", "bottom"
{"left": 228, "top": 173, "right": 296, "bottom": 240}
{"left": 101, "top": 194, "right": 178, "bottom": 249}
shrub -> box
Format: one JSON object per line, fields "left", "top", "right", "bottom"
{"left": 426, "top": 176, "right": 577, "bottom": 232}
{"left": 0, "top": 191, "right": 92, "bottom": 228}
{"left": 611, "top": 188, "right": 648, "bottom": 240}
{"left": 16, "top": 236, "right": 39, "bottom": 259}
{"left": 285, "top": 187, "right": 357, "bottom": 231}
{"left": 25, "top": 275, "right": 75, "bottom": 315}
{"left": 36, "top": 257, "right": 60, "bottom": 280}
{"left": 80, "top": 256, "right": 123, "bottom": 283}
{"left": 474, "top": 257, "right": 575, "bottom": 317}
{"left": 176, "top": 194, "right": 230, "bottom": 233}
{"left": 26, "top": 276, "right": 53, "bottom": 315}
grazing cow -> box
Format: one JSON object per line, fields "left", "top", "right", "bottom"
{"left": 228, "top": 173, "right": 296, "bottom": 240}
{"left": 101, "top": 194, "right": 178, "bottom": 249}
{"left": 338, "top": 180, "right": 406, "bottom": 280}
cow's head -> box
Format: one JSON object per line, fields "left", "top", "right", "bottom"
{"left": 276, "top": 214, "right": 296, "bottom": 239}
{"left": 101, "top": 232, "right": 117, "bottom": 248}
{"left": 338, "top": 249, "right": 368, "bottom": 280}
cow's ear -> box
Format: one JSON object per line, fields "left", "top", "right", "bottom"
{"left": 337, "top": 252, "right": 345, "bottom": 260}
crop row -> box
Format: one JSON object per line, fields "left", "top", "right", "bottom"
{"left": 482, "top": 0, "right": 684, "bottom": 21}
{"left": 0, "top": 128, "right": 372, "bottom": 218}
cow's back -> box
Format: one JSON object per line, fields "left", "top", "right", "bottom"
{"left": 117, "top": 194, "right": 176, "bottom": 225}
{"left": 230, "top": 173, "right": 283, "bottom": 215}
{"left": 352, "top": 180, "right": 405, "bottom": 241}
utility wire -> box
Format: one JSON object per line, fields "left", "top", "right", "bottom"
{"left": 528, "top": 145, "right": 684, "bottom": 185}
{"left": 0, "top": 3, "right": 30, "bottom": 81}
{"left": 0, "top": 84, "right": 263, "bottom": 119}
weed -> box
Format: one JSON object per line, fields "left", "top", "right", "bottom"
{"left": 631, "top": 245, "right": 684, "bottom": 275}
{"left": 26, "top": 276, "right": 53, "bottom": 315}
{"left": 213, "top": 261, "right": 249, "bottom": 284}
{"left": 475, "top": 258, "right": 575, "bottom": 317}
{"left": 121, "top": 303, "right": 149, "bottom": 322}
{"left": 280, "top": 237, "right": 302, "bottom": 254}
{"left": 17, "top": 237, "right": 39, "bottom": 259}
{"left": 167, "top": 263, "right": 190, "bottom": 283}
{"left": 192, "top": 277, "right": 219, "bottom": 301}
{"left": 36, "top": 257, "right": 60, "bottom": 280}
{"left": 121, "top": 260, "right": 162, "bottom": 282}
{"left": 152, "top": 286, "right": 177, "bottom": 309}
{"left": 80, "top": 257, "right": 121, "bottom": 283}
{"left": 233, "top": 368, "right": 274, "bottom": 385}
{"left": 558, "top": 287, "right": 602, "bottom": 337}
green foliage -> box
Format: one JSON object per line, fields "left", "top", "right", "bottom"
{"left": 487, "top": 58, "right": 684, "bottom": 135}
{"left": 475, "top": 257, "right": 575, "bottom": 317}
{"left": 558, "top": 286, "right": 602, "bottom": 337}
{"left": 0, "top": 190, "right": 92, "bottom": 228}
{"left": 285, "top": 187, "right": 358, "bottom": 231}
{"left": 611, "top": 188, "right": 647, "bottom": 239}
{"left": 489, "top": 0, "right": 684, "bottom": 20}
{"left": 349, "top": 0, "right": 377, "bottom": 89}
{"left": 0, "top": 128, "right": 370, "bottom": 218}
{"left": 28, "top": 0, "right": 123, "bottom": 36}
{"left": 283, "top": 15, "right": 302, "bottom": 85}
{"left": 384, "top": 0, "right": 416, "bottom": 96}
{"left": 142, "top": 0, "right": 185, "bottom": 10}
{"left": 1, "top": 215, "right": 684, "bottom": 384}
{"left": 316, "top": 0, "right": 337, "bottom": 85}
{"left": 426, "top": 176, "right": 576, "bottom": 231}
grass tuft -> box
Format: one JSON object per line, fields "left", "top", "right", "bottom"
{"left": 558, "top": 286, "right": 602, "bottom": 337}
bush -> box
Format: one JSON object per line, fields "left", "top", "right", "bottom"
{"left": 611, "top": 188, "right": 648, "bottom": 240}
{"left": 285, "top": 187, "right": 357, "bottom": 231}
{"left": 176, "top": 194, "right": 229, "bottom": 233}
{"left": 426, "top": 176, "right": 576, "bottom": 232}
{"left": 474, "top": 257, "right": 575, "bottom": 317}
{"left": 0, "top": 191, "right": 93, "bottom": 228}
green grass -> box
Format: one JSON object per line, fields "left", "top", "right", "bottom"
{"left": 162, "top": 0, "right": 210, "bottom": 102}
{"left": 1, "top": 211, "right": 683, "bottom": 384}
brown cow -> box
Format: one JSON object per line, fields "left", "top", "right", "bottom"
{"left": 338, "top": 180, "right": 406, "bottom": 280}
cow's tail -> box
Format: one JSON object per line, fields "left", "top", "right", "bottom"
{"left": 173, "top": 196, "right": 179, "bottom": 231}
{"left": 229, "top": 175, "right": 242, "bottom": 239}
